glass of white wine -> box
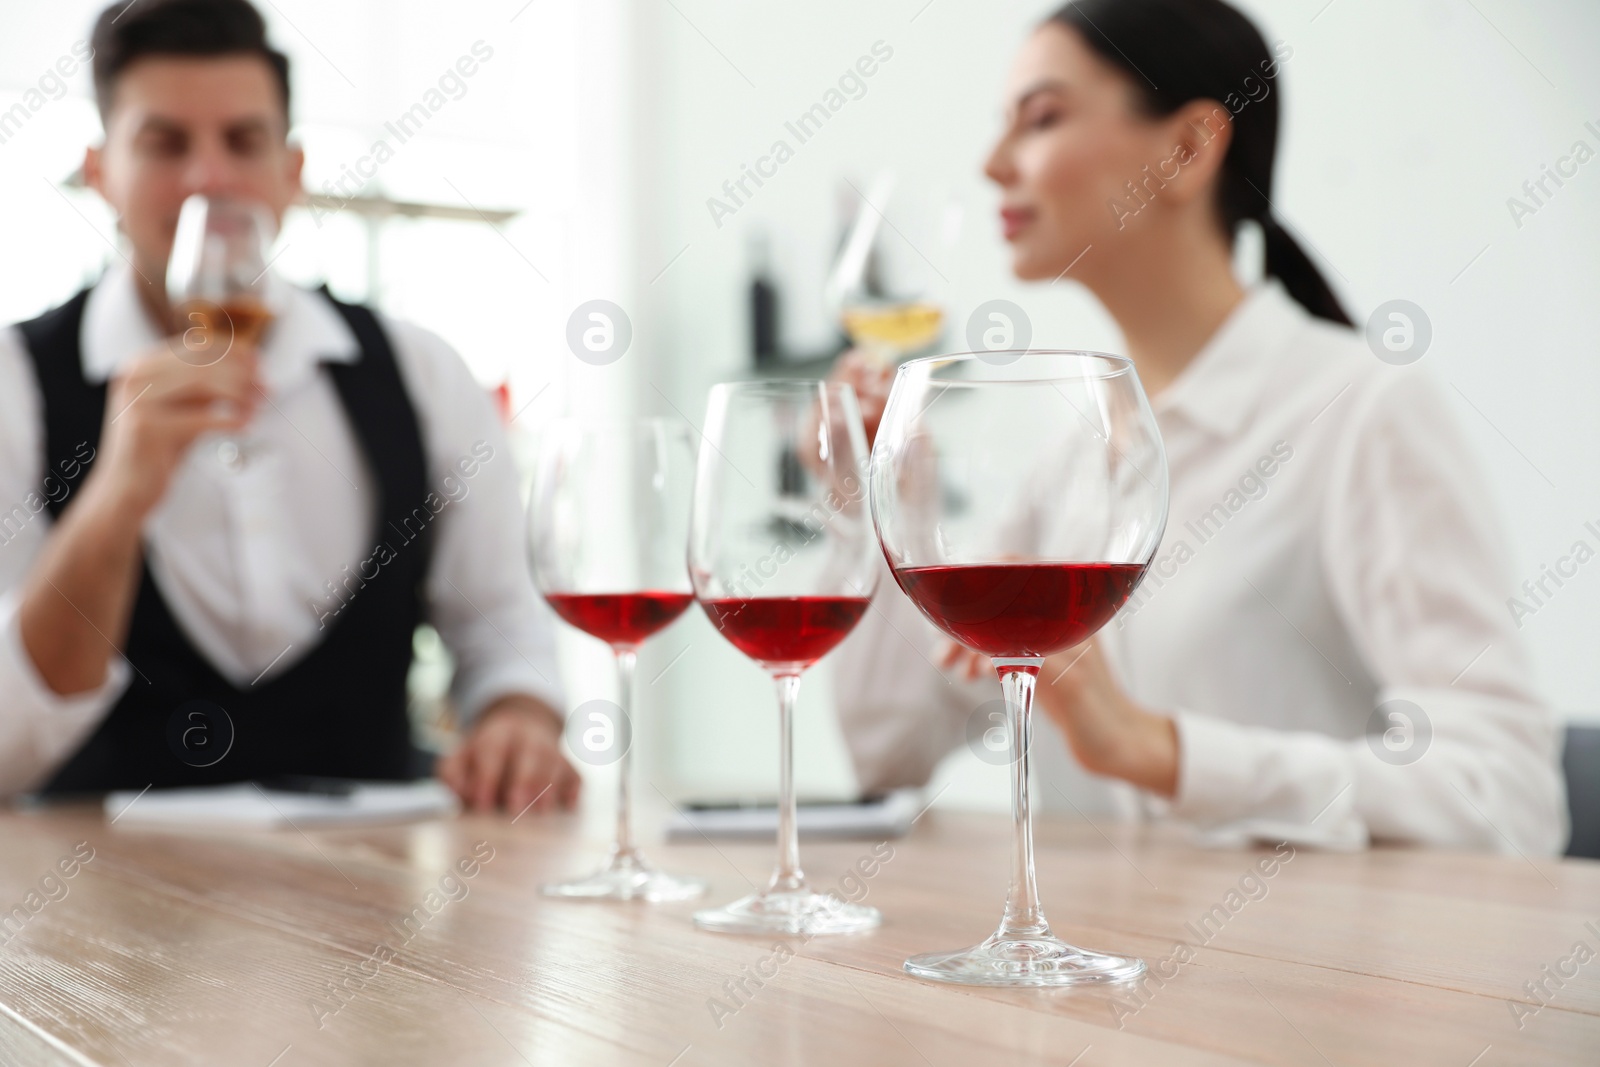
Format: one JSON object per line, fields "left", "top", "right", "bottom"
{"left": 825, "top": 173, "right": 955, "bottom": 367}
{"left": 165, "top": 193, "right": 278, "bottom": 472}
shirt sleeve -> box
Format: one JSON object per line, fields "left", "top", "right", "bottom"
{"left": 381, "top": 320, "right": 565, "bottom": 725}
{"left": 0, "top": 327, "right": 131, "bottom": 796}
{"left": 0, "top": 591, "right": 133, "bottom": 794}
{"left": 1162, "top": 368, "right": 1568, "bottom": 855}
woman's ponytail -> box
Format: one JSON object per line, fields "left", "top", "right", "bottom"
{"left": 1259, "top": 216, "right": 1352, "bottom": 326}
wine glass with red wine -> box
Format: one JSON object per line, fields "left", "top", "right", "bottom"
{"left": 688, "top": 380, "right": 881, "bottom": 935}
{"left": 165, "top": 193, "right": 278, "bottom": 472}
{"left": 531, "top": 419, "right": 706, "bottom": 901}
{"left": 871, "top": 350, "right": 1168, "bottom": 986}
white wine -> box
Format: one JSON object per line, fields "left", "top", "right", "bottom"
{"left": 842, "top": 301, "right": 943, "bottom": 355}
{"left": 179, "top": 297, "right": 274, "bottom": 356}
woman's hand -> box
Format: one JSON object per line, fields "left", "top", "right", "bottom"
{"left": 938, "top": 639, "right": 1179, "bottom": 797}
{"left": 828, "top": 348, "right": 894, "bottom": 450}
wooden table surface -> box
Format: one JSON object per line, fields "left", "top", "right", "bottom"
{"left": 0, "top": 801, "right": 1595, "bottom": 1066}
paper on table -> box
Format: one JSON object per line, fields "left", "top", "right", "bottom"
{"left": 663, "top": 788, "right": 925, "bottom": 842}
{"left": 103, "top": 781, "right": 459, "bottom": 829}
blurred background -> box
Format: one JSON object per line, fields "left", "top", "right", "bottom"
{"left": 2, "top": 0, "right": 1596, "bottom": 813}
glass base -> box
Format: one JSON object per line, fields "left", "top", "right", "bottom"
{"left": 541, "top": 851, "right": 706, "bottom": 902}
{"left": 694, "top": 888, "right": 881, "bottom": 936}
{"left": 904, "top": 929, "right": 1146, "bottom": 987}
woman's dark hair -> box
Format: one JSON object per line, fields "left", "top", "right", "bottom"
{"left": 1048, "top": 0, "right": 1351, "bottom": 325}
{"left": 92, "top": 0, "right": 291, "bottom": 124}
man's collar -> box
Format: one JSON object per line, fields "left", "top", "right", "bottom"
{"left": 81, "top": 261, "right": 362, "bottom": 392}
{"left": 1150, "top": 280, "right": 1309, "bottom": 440}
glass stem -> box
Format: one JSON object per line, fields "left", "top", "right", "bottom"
{"left": 611, "top": 648, "right": 638, "bottom": 863}
{"left": 768, "top": 672, "right": 806, "bottom": 894}
{"left": 994, "top": 658, "right": 1049, "bottom": 940}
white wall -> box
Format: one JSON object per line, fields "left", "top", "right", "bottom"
{"left": 633, "top": 0, "right": 1600, "bottom": 808}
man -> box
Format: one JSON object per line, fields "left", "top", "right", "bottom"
{"left": 0, "top": 0, "right": 580, "bottom": 813}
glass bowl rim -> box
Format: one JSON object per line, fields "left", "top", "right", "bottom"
{"left": 894, "top": 349, "right": 1135, "bottom": 385}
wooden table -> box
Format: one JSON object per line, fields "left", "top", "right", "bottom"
{"left": 0, "top": 802, "right": 1595, "bottom": 1066}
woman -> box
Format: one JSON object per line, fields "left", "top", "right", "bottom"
{"left": 832, "top": 0, "right": 1567, "bottom": 853}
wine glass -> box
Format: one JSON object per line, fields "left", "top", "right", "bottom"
{"left": 871, "top": 350, "right": 1169, "bottom": 986}
{"left": 688, "top": 380, "right": 881, "bottom": 935}
{"left": 531, "top": 419, "right": 706, "bottom": 902}
{"left": 165, "top": 193, "right": 278, "bottom": 471}
{"left": 825, "top": 173, "right": 953, "bottom": 366}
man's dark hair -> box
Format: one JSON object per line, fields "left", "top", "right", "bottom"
{"left": 91, "top": 0, "right": 291, "bottom": 123}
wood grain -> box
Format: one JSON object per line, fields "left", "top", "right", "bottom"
{"left": 0, "top": 803, "right": 1594, "bottom": 1066}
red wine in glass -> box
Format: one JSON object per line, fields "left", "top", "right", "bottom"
{"left": 530, "top": 420, "right": 705, "bottom": 903}
{"left": 545, "top": 591, "right": 695, "bottom": 649}
{"left": 688, "top": 379, "right": 882, "bottom": 936}
{"left": 870, "top": 349, "right": 1169, "bottom": 987}
{"left": 698, "top": 596, "right": 871, "bottom": 672}
{"left": 890, "top": 562, "right": 1146, "bottom": 658}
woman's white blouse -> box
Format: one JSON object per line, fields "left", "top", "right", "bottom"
{"left": 833, "top": 281, "right": 1568, "bottom": 855}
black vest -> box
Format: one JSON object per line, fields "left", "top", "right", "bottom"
{"left": 17, "top": 287, "right": 434, "bottom": 793}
